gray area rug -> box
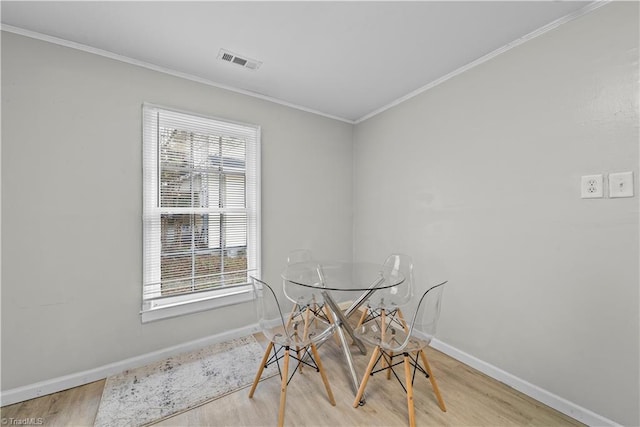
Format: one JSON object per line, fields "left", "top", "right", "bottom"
{"left": 94, "top": 335, "right": 277, "bottom": 427}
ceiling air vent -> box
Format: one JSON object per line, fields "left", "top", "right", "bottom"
{"left": 217, "top": 49, "right": 262, "bottom": 71}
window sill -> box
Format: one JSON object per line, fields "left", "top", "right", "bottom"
{"left": 141, "top": 284, "right": 253, "bottom": 323}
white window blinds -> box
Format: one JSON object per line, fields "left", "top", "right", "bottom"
{"left": 142, "top": 104, "right": 260, "bottom": 317}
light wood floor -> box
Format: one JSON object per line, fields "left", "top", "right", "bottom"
{"left": 1, "top": 334, "right": 584, "bottom": 426}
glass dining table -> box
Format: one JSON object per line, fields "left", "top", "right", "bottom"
{"left": 281, "top": 261, "right": 406, "bottom": 404}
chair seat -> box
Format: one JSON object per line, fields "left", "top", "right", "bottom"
{"left": 266, "top": 316, "right": 334, "bottom": 348}
{"left": 355, "top": 323, "right": 431, "bottom": 353}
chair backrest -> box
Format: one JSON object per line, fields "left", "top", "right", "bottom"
{"left": 287, "top": 249, "right": 313, "bottom": 264}
{"left": 252, "top": 276, "right": 333, "bottom": 346}
{"left": 251, "top": 277, "right": 291, "bottom": 343}
{"left": 283, "top": 249, "right": 323, "bottom": 306}
{"left": 367, "top": 253, "right": 414, "bottom": 310}
{"left": 405, "top": 281, "right": 447, "bottom": 347}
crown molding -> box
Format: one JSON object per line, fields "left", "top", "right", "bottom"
{"left": 0, "top": 0, "right": 610, "bottom": 126}
{"left": 0, "top": 24, "right": 355, "bottom": 125}
{"left": 354, "top": 0, "right": 611, "bottom": 124}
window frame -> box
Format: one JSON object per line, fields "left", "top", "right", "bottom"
{"left": 141, "top": 103, "right": 261, "bottom": 323}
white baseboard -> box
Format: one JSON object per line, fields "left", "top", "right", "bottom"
{"left": 0, "top": 328, "right": 623, "bottom": 427}
{"left": 429, "top": 339, "right": 621, "bottom": 427}
{"left": 0, "top": 323, "right": 260, "bottom": 407}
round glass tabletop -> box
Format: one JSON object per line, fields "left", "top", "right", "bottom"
{"left": 282, "top": 261, "right": 405, "bottom": 291}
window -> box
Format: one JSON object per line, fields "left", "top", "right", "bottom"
{"left": 142, "top": 104, "right": 260, "bottom": 322}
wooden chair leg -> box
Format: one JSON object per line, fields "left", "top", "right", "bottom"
{"left": 313, "top": 302, "right": 319, "bottom": 329}
{"left": 352, "top": 346, "right": 380, "bottom": 408}
{"left": 396, "top": 309, "right": 410, "bottom": 333}
{"left": 380, "top": 310, "right": 389, "bottom": 374}
{"left": 298, "top": 306, "right": 313, "bottom": 374}
{"left": 278, "top": 347, "right": 290, "bottom": 427}
{"left": 285, "top": 302, "right": 298, "bottom": 328}
{"left": 387, "top": 351, "right": 393, "bottom": 380}
{"left": 302, "top": 306, "right": 311, "bottom": 341}
{"left": 404, "top": 353, "right": 416, "bottom": 427}
{"left": 419, "top": 350, "right": 447, "bottom": 412}
{"left": 295, "top": 346, "right": 303, "bottom": 374}
{"left": 310, "top": 343, "right": 336, "bottom": 405}
{"left": 323, "top": 305, "right": 342, "bottom": 346}
{"left": 356, "top": 305, "right": 369, "bottom": 328}
{"left": 249, "top": 341, "right": 274, "bottom": 398}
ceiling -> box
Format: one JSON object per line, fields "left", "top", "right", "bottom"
{"left": 1, "top": 1, "right": 595, "bottom": 123}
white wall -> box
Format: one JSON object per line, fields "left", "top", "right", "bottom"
{"left": 1, "top": 32, "right": 353, "bottom": 390}
{"left": 2, "top": 4, "right": 639, "bottom": 425}
{"left": 353, "top": 3, "right": 638, "bottom": 426}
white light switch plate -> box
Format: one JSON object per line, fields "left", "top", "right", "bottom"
{"left": 581, "top": 174, "right": 603, "bottom": 198}
{"left": 609, "top": 171, "right": 634, "bottom": 198}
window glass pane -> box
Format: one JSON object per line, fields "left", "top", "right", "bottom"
{"left": 221, "top": 137, "right": 246, "bottom": 172}
{"left": 225, "top": 174, "right": 245, "bottom": 208}
{"left": 158, "top": 213, "right": 248, "bottom": 296}
{"left": 208, "top": 213, "right": 221, "bottom": 249}
{"left": 160, "top": 129, "right": 194, "bottom": 208}
{"left": 161, "top": 277, "right": 194, "bottom": 297}
{"left": 193, "top": 250, "right": 223, "bottom": 290}
{"left": 225, "top": 213, "right": 247, "bottom": 247}
{"left": 161, "top": 253, "right": 192, "bottom": 284}
{"left": 207, "top": 174, "right": 221, "bottom": 209}
{"left": 160, "top": 130, "right": 247, "bottom": 209}
{"left": 223, "top": 248, "right": 248, "bottom": 284}
{"left": 161, "top": 214, "right": 196, "bottom": 253}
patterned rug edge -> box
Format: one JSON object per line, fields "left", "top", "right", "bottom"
{"left": 94, "top": 335, "right": 278, "bottom": 427}
{"left": 139, "top": 374, "right": 277, "bottom": 427}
